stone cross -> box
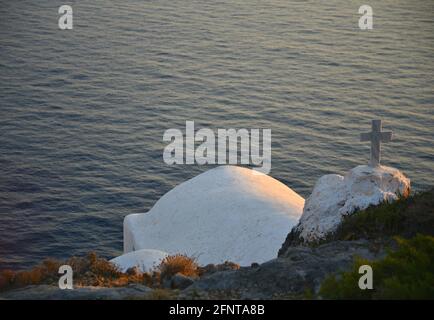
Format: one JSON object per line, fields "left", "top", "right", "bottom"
{"left": 360, "top": 119, "right": 393, "bottom": 167}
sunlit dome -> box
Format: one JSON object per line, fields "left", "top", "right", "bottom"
{"left": 123, "top": 166, "right": 304, "bottom": 266}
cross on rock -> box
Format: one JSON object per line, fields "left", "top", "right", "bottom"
{"left": 360, "top": 119, "right": 393, "bottom": 167}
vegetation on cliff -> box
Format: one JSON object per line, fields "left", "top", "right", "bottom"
{"left": 317, "top": 188, "right": 434, "bottom": 299}
{"left": 320, "top": 235, "right": 434, "bottom": 299}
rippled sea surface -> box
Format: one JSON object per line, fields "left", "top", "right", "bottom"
{"left": 0, "top": 0, "right": 433, "bottom": 269}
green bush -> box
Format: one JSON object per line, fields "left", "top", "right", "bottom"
{"left": 319, "top": 235, "right": 434, "bottom": 299}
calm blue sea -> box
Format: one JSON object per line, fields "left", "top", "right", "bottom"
{"left": 0, "top": 0, "right": 433, "bottom": 269}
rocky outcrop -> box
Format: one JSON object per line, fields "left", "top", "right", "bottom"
{"left": 163, "top": 273, "right": 196, "bottom": 290}
{"left": 182, "top": 240, "right": 386, "bottom": 299}
{"left": 282, "top": 165, "right": 410, "bottom": 247}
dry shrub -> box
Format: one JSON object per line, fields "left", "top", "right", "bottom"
{"left": 0, "top": 270, "right": 16, "bottom": 290}
{"left": 0, "top": 252, "right": 152, "bottom": 291}
{"left": 66, "top": 252, "right": 141, "bottom": 287}
{"left": 15, "top": 268, "right": 43, "bottom": 286}
{"left": 158, "top": 254, "right": 199, "bottom": 280}
{"left": 71, "top": 252, "right": 122, "bottom": 286}
{"left": 1, "top": 252, "right": 218, "bottom": 292}
{"left": 197, "top": 261, "right": 240, "bottom": 276}
{"left": 0, "top": 258, "right": 63, "bottom": 291}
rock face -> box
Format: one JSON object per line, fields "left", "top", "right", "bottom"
{"left": 165, "top": 273, "right": 196, "bottom": 290}
{"left": 290, "top": 165, "right": 410, "bottom": 244}
{"left": 183, "top": 240, "right": 386, "bottom": 299}
{"left": 0, "top": 284, "right": 152, "bottom": 300}
{"left": 124, "top": 166, "right": 304, "bottom": 266}
{"left": 110, "top": 249, "right": 168, "bottom": 273}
